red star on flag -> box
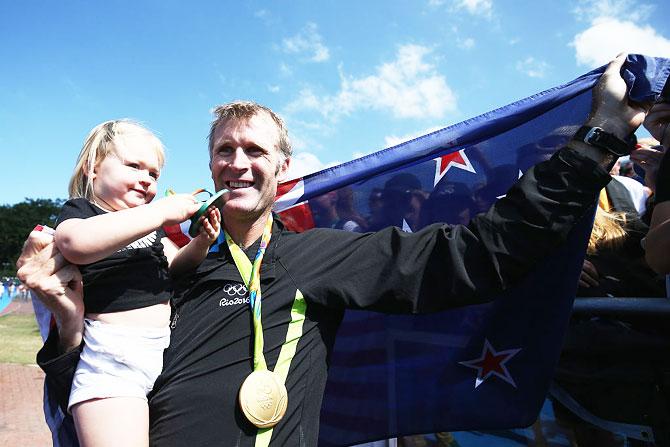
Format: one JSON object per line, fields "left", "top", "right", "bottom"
{"left": 433, "top": 149, "right": 476, "bottom": 186}
{"left": 459, "top": 339, "right": 522, "bottom": 389}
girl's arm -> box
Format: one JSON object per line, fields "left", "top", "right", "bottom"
{"left": 55, "top": 194, "right": 201, "bottom": 265}
{"left": 165, "top": 207, "right": 221, "bottom": 276}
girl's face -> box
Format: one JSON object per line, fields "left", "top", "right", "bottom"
{"left": 90, "top": 136, "right": 161, "bottom": 211}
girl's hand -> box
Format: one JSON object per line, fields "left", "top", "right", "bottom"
{"left": 195, "top": 206, "right": 221, "bottom": 244}
{"left": 152, "top": 194, "right": 201, "bottom": 225}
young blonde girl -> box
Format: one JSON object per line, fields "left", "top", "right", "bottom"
{"left": 55, "top": 120, "right": 220, "bottom": 447}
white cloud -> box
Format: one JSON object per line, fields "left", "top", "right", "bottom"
{"left": 254, "top": 9, "right": 270, "bottom": 19}
{"left": 282, "top": 22, "right": 330, "bottom": 63}
{"left": 350, "top": 125, "right": 445, "bottom": 160}
{"left": 268, "top": 85, "right": 280, "bottom": 93}
{"left": 383, "top": 126, "right": 445, "bottom": 148}
{"left": 453, "top": 0, "right": 493, "bottom": 18}
{"left": 279, "top": 62, "right": 293, "bottom": 76}
{"left": 457, "top": 37, "right": 476, "bottom": 50}
{"left": 283, "top": 120, "right": 330, "bottom": 153}
{"left": 351, "top": 148, "right": 378, "bottom": 160}
{"left": 285, "top": 44, "right": 457, "bottom": 121}
{"left": 572, "top": 17, "right": 670, "bottom": 67}
{"left": 515, "top": 57, "right": 550, "bottom": 78}
{"left": 286, "top": 151, "right": 340, "bottom": 179}
{"left": 572, "top": 0, "right": 653, "bottom": 22}
{"left": 254, "top": 9, "right": 278, "bottom": 26}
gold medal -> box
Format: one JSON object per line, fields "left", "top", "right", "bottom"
{"left": 238, "top": 369, "right": 288, "bottom": 428}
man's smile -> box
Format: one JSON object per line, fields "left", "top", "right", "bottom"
{"left": 227, "top": 181, "right": 254, "bottom": 189}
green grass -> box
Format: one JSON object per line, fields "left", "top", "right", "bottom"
{"left": 0, "top": 314, "right": 43, "bottom": 364}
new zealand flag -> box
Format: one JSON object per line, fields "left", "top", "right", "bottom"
{"left": 270, "top": 54, "right": 670, "bottom": 446}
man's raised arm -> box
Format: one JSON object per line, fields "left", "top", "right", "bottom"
{"left": 569, "top": 53, "right": 650, "bottom": 168}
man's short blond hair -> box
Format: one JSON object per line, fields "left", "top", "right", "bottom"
{"left": 208, "top": 101, "right": 292, "bottom": 162}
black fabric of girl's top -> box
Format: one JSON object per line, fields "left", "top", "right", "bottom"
{"left": 56, "top": 198, "right": 171, "bottom": 313}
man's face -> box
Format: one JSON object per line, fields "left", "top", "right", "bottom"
{"left": 210, "top": 112, "right": 290, "bottom": 224}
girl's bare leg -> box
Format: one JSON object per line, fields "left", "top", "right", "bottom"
{"left": 72, "top": 397, "right": 149, "bottom": 447}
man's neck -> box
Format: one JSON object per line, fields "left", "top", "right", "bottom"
{"left": 224, "top": 212, "right": 271, "bottom": 250}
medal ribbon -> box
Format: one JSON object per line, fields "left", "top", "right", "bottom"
{"left": 224, "top": 214, "right": 274, "bottom": 371}
{"left": 225, "top": 215, "right": 308, "bottom": 445}
{"left": 255, "top": 289, "right": 306, "bottom": 447}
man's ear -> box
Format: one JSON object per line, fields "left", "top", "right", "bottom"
{"left": 276, "top": 156, "right": 291, "bottom": 181}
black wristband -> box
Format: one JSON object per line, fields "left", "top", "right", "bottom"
{"left": 574, "top": 126, "right": 632, "bottom": 157}
{"left": 655, "top": 148, "right": 670, "bottom": 203}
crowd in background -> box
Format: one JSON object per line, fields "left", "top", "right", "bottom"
{"left": 0, "top": 277, "right": 29, "bottom": 301}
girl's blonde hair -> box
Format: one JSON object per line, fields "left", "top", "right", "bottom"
{"left": 68, "top": 120, "right": 165, "bottom": 200}
{"left": 587, "top": 205, "right": 628, "bottom": 255}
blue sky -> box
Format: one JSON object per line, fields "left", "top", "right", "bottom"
{"left": 2, "top": 0, "right": 669, "bottom": 205}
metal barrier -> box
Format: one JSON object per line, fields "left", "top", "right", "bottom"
{"left": 572, "top": 297, "right": 670, "bottom": 318}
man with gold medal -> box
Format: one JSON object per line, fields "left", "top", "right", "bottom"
{"left": 20, "top": 55, "right": 654, "bottom": 446}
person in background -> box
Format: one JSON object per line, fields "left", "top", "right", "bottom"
{"left": 639, "top": 102, "right": 670, "bottom": 295}
{"left": 368, "top": 173, "right": 426, "bottom": 232}
{"left": 336, "top": 187, "right": 368, "bottom": 231}
{"left": 420, "top": 182, "right": 474, "bottom": 227}
{"left": 577, "top": 161, "right": 664, "bottom": 297}
{"left": 310, "top": 189, "right": 362, "bottom": 231}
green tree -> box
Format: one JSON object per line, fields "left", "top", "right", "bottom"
{"left": 0, "top": 198, "right": 64, "bottom": 277}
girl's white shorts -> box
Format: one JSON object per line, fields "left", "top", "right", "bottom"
{"left": 68, "top": 318, "right": 170, "bottom": 411}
